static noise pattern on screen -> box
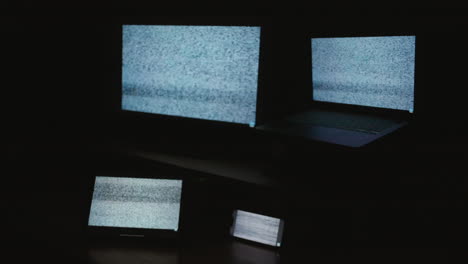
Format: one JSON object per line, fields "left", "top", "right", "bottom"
{"left": 312, "top": 36, "right": 416, "bottom": 111}
{"left": 88, "top": 176, "right": 182, "bottom": 231}
{"left": 232, "top": 210, "right": 283, "bottom": 247}
{"left": 122, "top": 25, "right": 261, "bottom": 125}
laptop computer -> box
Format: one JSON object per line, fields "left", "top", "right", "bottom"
{"left": 87, "top": 175, "right": 184, "bottom": 241}
{"left": 258, "top": 35, "right": 416, "bottom": 147}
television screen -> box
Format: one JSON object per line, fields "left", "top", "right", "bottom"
{"left": 88, "top": 176, "right": 182, "bottom": 231}
{"left": 312, "top": 36, "right": 416, "bottom": 112}
{"left": 122, "top": 25, "right": 261, "bottom": 125}
{"left": 231, "top": 210, "right": 284, "bottom": 247}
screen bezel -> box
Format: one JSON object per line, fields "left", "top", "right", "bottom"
{"left": 306, "top": 31, "right": 420, "bottom": 122}
{"left": 115, "top": 16, "right": 272, "bottom": 129}
{"left": 86, "top": 173, "right": 185, "bottom": 241}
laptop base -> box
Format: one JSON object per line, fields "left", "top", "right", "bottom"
{"left": 257, "top": 110, "right": 407, "bottom": 148}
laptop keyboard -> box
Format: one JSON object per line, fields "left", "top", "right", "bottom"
{"left": 286, "top": 110, "right": 402, "bottom": 134}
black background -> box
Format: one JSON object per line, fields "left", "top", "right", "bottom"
{"left": 3, "top": 6, "right": 467, "bottom": 264}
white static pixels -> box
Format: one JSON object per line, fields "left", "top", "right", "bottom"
{"left": 232, "top": 210, "right": 282, "bottom": 247}
{"left": 312, "top": 36, "right": 416, "bottom": 111}
{"left": 94, "top": 176, "right": 181, "bottom": 187}
{"left": 88, "top": 176, "right": 182, "bottom": 230}
{"left": 122, "top": 25, "right": 261, "bottom": 125}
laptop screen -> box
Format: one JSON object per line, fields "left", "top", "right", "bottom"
{"left": 312, "top": 36, "right": 416, "bottom": 112}
{"left": 88, "top": 176, "right": 182, "bottom": 231}
{"left": 231, "top": 210, "right": 284, "bottom": 247}
{"left": 122, "top": 25, "right": 261, "bottom": 126}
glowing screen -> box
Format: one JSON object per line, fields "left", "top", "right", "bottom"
{"left": 122, "top": 25, "right": 261, "bottom": 125}
{"left": 88, "top": 176, "right": 182, "bottom": 231}
{"left": 232, "top": 210, "right": 283, "bottom": 247}
{"left": 312, "top": 36, "right": 416, "bottom": 111}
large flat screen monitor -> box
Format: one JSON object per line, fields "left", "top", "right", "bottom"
{"left": 122, "top": 25, "right": 261, "bottom": 126}
{"left": 312, "top": 36, "right": 416, "bottom": 112}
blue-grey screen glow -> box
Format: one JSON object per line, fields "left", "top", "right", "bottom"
{"left": 312, "top": 36, "right": 416, "bottom": 111}
{"left": 88, "top": 176, "right": 182, "bottom": 231}
{"left": 122, "top": 25, "right": 261, "bottom": 125}
{"left": 232, "top": 210, "right": 283, "bottom": 247}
